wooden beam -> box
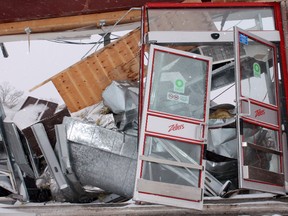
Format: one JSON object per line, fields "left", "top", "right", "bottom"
{"left": 0, "top": 10, "right": 141, "bottom": 36}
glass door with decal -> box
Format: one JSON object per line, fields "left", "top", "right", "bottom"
{"left": 234, "top": 27, "right": 285, "bottom": 194}
{"left": 133, "top": 44, "right": 212, "bottom": 210}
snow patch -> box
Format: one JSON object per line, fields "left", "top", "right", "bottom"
{"left": 11, "top": 104, "right": 47, "bottom": 130}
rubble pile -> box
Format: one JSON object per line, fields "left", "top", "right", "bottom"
{"left": 0, "top": 80, "right": 284, "bottom": 206}
{"left": 0, "top": 81, "right": 139, "bottom": 203}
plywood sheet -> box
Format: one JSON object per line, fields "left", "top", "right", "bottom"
{"left": 52, "top": 28, "right": 140, "bottom": 112}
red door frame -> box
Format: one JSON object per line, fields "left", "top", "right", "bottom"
{"left": 139, "top": 2, "right": 288, "bottom": 127}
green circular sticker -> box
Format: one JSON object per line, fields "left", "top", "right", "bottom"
{"left": 253, "top": 63, "right": 261, "bottom": 77}
{"left": 175, "top": 79, "right": 184, "bottom": 88}
{"left": 254, "top": 63, "right": 260, "bottom": 72}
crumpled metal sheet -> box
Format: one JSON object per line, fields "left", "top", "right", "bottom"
{"left": 207, "top": 128, "right": 237, "bottom": 159}
{"left": 63, "top": 117, "right": 137, "bottom": 197}
{"left": 102, "top": 81, "right": 138, "bottom": 114}
{"left": 102, "top": 81, "right": 138, "bottom": 131}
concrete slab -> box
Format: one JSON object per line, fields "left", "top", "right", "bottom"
{"left": 0, "top": 207, "right": 36, "bottom": 216}
{"left": 1, "top": 196, "right": 288, "bottom": 216}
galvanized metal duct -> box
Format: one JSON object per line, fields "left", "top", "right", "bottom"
{"left": 63, "top": 117, "right": 138, "bottom": 198}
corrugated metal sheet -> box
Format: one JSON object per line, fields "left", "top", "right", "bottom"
{"left": 52, "top": 28, "right": 140, "bottom": 112}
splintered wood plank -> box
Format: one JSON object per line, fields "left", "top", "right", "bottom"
{"left": 51, "top": 28, "right": 140, "bottom": 112}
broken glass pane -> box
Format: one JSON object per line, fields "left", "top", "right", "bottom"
{"left": 141, "top": 136, "right": 202, "bottom": 188}
{"left": 149, "top": 49, "right": 208, "bottom": 120}
{"left": 242, "top": 121, "right": 280, "bottom": 173}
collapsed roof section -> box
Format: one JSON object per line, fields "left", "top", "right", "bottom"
{"left": 2, "top": 0, "right": 285, "bottom": 114}
{"left": 49, "top": 28, "right": 140, "bottom": 112}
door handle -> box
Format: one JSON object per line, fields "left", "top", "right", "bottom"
{"left": 239, "top": 97, "right": 251, "bottom": 117}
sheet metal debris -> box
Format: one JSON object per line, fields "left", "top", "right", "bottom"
{"left": 0, "top": 102, "right": 28, "bottom": 201}
{"left": 0, "top": 79, "right": 263, "bottom": 204}
{"left": 64, "top": 116, "right": 138, "bottom": 198}
{"left": 0, "top": 89, "right": 139, "bottom": 203}
{"left": 102, "top": 81, "right": 138, "bottom": 131}
{"left": 0, "top": 10, "right": 286, "bottom": 205}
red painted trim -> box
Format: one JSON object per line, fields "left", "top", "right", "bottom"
{"left": 138, "top": 133, "right": 205, "bottom": 179}
{"left": 139, "top": 6, "right": 147, "bottom": 127}
{"left": 143, "top": 132, "right": 204, "bottom": 146}
{"left": 145, "top": 48, "right": 156, "bottom": 127}
{"left": 273, "top": 2, "right": 286, "bottom": 174}
{"left": 237, "top": 29, "right": 282, "bottom": 137}
{"left": 241, "top": 118, "right": 283, "bottom": 175}
{"left": 144, "top": 130, "right": 204, "bottom": 145}
{"left": 146, "top": 47, "right": 210, "bottom": 122}
{"left": 238, "top": 32, "right": 279, "bottom": 108}
{"left": 243, "top": 178, "right": 284, "bottom": 188}
{"left": 138, "top": 44, "right": 145, "bottom": 128}
{"left": 246, "top": 98, "right": 278, "bottom": 112}
{"left": 138, "top": 191, "right": 201, "bottom": 203}
{"left": 236, "top": 23, "right": 285, "bottom": 177}
{"left": 147, "top": 111, "right": 203, "bottom": 125}
{"left": 145, "top": 2, "right": 278, "bottom": 9}
{"left": 241, "top": 117, "right": 279, "bottom": 131}
{"left": 274, "top": 3, "right": 288, "bottom": 121}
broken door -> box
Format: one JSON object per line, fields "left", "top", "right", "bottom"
{"left": 133, "top": 44, "right": 212, "bottom": 210}
{"left": 234, "top": 27, "right": 285, "bottom": 194}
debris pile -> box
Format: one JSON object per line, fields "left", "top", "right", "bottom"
{"left": 0, "top": 81, "right": 139, "bottom": 203}
{"left": 0, "top": 77, "right": 282, "bottom": 205}
{"left": 0, "top": 3, "right": 286, "bottom": 210}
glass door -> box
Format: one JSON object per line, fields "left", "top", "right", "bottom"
{"left": 133, "top": 44, "right": 212, "bottom": 209}
{"left": 234, "top": 27, "right": 285, "bottom": 194}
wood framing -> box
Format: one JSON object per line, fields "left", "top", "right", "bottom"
{"left": 48, "top": 28, "right": 140, "bottom": 112}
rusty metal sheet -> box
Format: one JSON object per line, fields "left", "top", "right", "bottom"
{"left": 52, "top": 28, "right": 140, "bottom": 113}
{"left": 0, "top": 0, "right": 184, "bottom": 24}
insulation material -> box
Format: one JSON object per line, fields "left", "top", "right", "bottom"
{"left": 63, "top": 117, "right": 137, "bottom": 198}
{"left": 71, "top": 101, "right": 117, "bottom": 130}
{"left": 52, "top": 28, "right": 140, "bottom": 112}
